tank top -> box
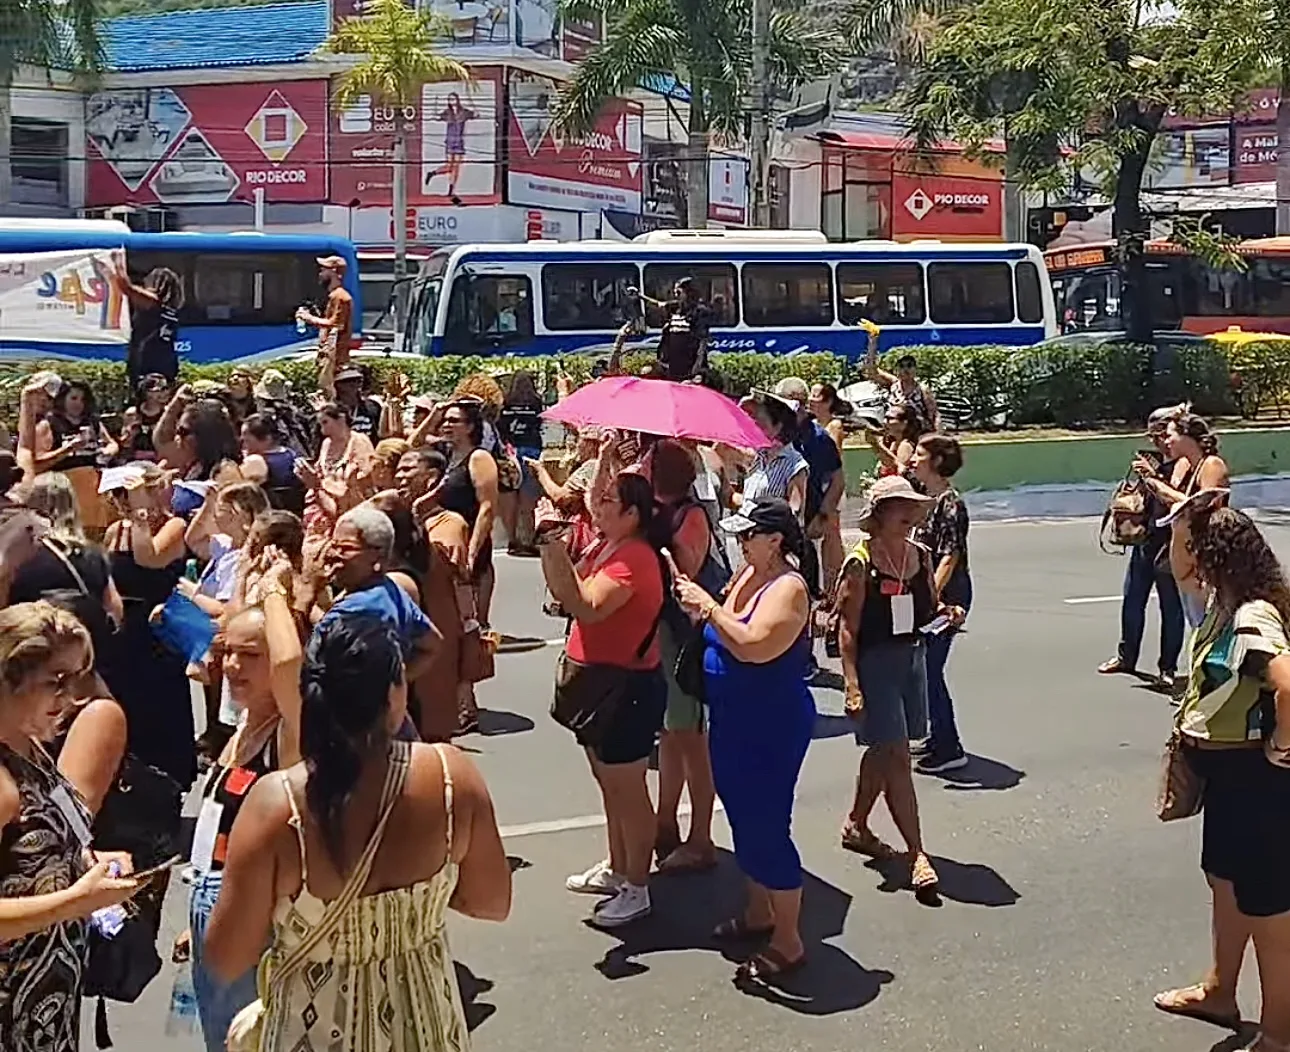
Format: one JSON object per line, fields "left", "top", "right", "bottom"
{"left": 192, "top": 727, "right": 278, "bottom": 874}
{"left": 438, "top": 452, "right": 480, "bottom": 527}
{"left": 858, "top": 542, "right": 936, "bottom": 646}
{"left": 128, "top": 303, "right": 179, "bottom": 381}
{"left": 262, "top": 448, "right": 306, "bottom": 516}
{"left": 47, "top": 413, "right": 100, "bottom": 471}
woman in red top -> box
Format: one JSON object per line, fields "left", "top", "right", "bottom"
{"left": 538, "top": 469, "right": 666, "bottom": 928}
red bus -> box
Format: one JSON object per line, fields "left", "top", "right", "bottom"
{"left": 1044, "top": 238, "right": 1290, "bottom": 336}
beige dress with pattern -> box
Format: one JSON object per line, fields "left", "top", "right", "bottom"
{"left": 259, "top": 741, "right": 470, "bottom": 1052}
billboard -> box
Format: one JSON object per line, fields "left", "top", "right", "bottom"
{"left": 330, "top": 70, "right": 501, "bottom": 206}
{"left": 505, "top": 69, "right": 642, "bottom": 213}
{"left": 0, "top": 252, "right": 130, "bottom": 346}
{"left": 86, "top": 81, "right": 327, "bottom": 206}
{"left": 890, "top": 173, "right": 1002, "bottom": 239}
{"left": 1235, "top": 125, "right": 1279, "bottom": 184}
{"left": 708, "top": 155, "right": 748, "bottom": 225}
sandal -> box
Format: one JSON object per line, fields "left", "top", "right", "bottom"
{"left": 840, "top": 822, "right": 898, "bottom": 860}
{"left": 911, "top": 852, "right": 939, "bottom": 891}
{"left": 1152, "top": 985, "right": 1241, "bottom": 1032}
{"left": 1097, "top": 657, "right": 1135, "bottom": 675}
{"left": 658, "top": 845, "right": 718, "bottom": 874}
{"left": 735, "top": 946, "right": 806, "bottom": 982}
{"left": 713, "top": 916, "right": 774, "bottom": 941}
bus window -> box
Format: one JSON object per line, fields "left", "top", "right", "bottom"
{"left": 541, "top": 263, "right": 639, "bottom": 331}
{"left": 1253, "top": 258, "right": 1290, "bottom": 314}
{"left": 1015, "top": 261, "right": 1044, "bottom": 323}
{"left": 928, "top": 262, "right": 1015, "bottom": 324}
{"left": 131, "top": 251, "right": 319, "bottom": 327}
{"left": 444, "top": 274, "right": 534, "bottom": 353}
{"left": 741, "top": 263, "right": 833, "bottom": 327}
{"left": 1191, "top": 258, "right": 1248, "bottom": 316}
{"left": 836, "top": 263, "right": 925, "bottom": 325}
{"left": 641, "top": 263, "right": 739, "bottom": 327}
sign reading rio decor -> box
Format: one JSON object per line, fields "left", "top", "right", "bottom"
{"left": 0, "top": 252, "right": 130, "bottom": 345}
{"left": 86, "top": 81, "right": 327, "bottom": 207}
{"left": 890, "top": 173, "right": 1002, "bottom": 239}
{"left": 505, "top": 69, "right": 642, "bottom": 213}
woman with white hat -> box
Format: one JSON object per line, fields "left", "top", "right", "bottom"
{"left": 835, "top": 475, "right": 963, "bottom": 896}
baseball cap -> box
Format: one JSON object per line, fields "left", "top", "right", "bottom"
{"left": 718, "top": 498, "right": 800, "bottom": 538}
{"left": 773, "top": 377, "right": 810, "bottom": 405}
{"left": 316, "top": 255, "right": 348, "bottom": 273}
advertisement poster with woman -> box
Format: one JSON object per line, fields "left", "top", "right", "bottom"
{"left": 421, "top": 80, "right": 498, "bottom": 202}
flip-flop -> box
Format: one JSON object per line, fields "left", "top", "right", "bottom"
{"left": 840, "top": 823, "right": 898, "bottom": 860}
{"left": 713, "top": 916, "right": 774, "bottom": 940}
{"left": 1152, "top": 986, "right": 1242, "bottom": 1032}
{"left": 736, "top": 946, "right": 807, "bottom": 982}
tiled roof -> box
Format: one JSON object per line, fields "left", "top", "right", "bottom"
{"left": 101, "top": 1, "right": 329, "bottom": 71}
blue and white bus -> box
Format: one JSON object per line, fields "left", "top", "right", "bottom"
{"left": 402, "top": 231, "right": 1057, "bottom": 359}
{"left": 0, "top": 220, "right": 361, "bottom": 364}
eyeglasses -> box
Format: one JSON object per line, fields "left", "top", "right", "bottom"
{"left": 443, "top": 416, "right": 467, "bottom": 426}
{"left": 43, "top": 664, "right": 91, "bottom": 697}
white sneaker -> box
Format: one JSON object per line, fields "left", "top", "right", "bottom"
{"left": 565, "top": 859, "right": 624, "bottom": 895}
{"left": 590, "top": 883, "right": 651, "bottom": 927}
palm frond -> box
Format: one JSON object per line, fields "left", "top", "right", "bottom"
{"left": 0, "top": 0, "right": 103, "bottom": 78}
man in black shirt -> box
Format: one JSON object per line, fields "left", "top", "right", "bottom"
{"left": 637, "top": 277, "right": 714, "bottom": 381}
{"left": 333, "top": 365, "right": 383, "bottom": 444}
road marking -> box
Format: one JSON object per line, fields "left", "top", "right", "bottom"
{"left": 500, "top": 800, "right": 725, "bottom": 840}
{"left": 1064, "top": 595, "right": 1121, "bottom": 605}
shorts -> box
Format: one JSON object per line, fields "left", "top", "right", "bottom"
{"left": 852, "top": 638, "right": 928, "bottom": 747}
{"left": 658, "top": 619, "right": 704, "bottom": 733}
{"left": 1188, "top": 745, "right": 1290, "bottom": 917}
{"left": 593, "top": 666, "right": 667, "bottom": 765}
{"left": 516, "top": 445, "right": 543, "bottom": 499}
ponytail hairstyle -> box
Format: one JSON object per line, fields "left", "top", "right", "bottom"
{"left": 773, "top": 514, "right": 808, "bottom": 570}
{"left": 299, "top": 613, "right": 404, "bottom": 867}
{"left": 1174, "top": 412, "right": 1219, "bottom": 457}
{"left": 616, "top": 471, "right": 656, "bottom": 540}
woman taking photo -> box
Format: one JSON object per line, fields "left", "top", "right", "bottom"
{"left": 540, "top": 469, "right": 666, "bottom": 928}
{"left": 437, "top": 400, "right": 500, "bottom": 627}
{"left": 100, "top": 467, "right": 196, "bottom": 789}
{"left": 296, "top": 402, "right": 374, "bottom": 562}
{"left": 0, "top": 602, "right": 143, "bottom": 1052}
{"left": 187, "top": 553, "right": 302, "bottom": 1052}
{"left": 869, "top": 405, "right": 922, "bottom": 479}
{"left": 836, "top": 475, "right": 963, "bottom": 896}
{"left": 205, "top": 614, "right": 511, "bottom": 1052}
{"left": 673, "top": 499, "right": 814, "bottom": 980}
{"left": 497, "top": 370, "right": 545, "bottom": 556}
{"left": 36, "top": 381, "right": 117, "bottom": 537}
{"left": 120, "top": 374, "right": 172, "bottom": 464}
{"left": 1154, "top": 505, "right": 1290, "bottom": 1052}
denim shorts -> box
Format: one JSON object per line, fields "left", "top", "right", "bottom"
{"left": 189, "top": 870, "right": 259, "bottom": 1052}
{"left": 852, "top": 638, "right": 928, "bottom": 746}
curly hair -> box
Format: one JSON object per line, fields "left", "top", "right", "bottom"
{"left": 453, "top": 373, "right": 504, "bottom": 417}
{"left": 1188, "top": 507, "right": 1290, "bottom": 624}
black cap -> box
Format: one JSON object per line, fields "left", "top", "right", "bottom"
{"left": 719, "top": 498, "right": 798, "bottom": 538}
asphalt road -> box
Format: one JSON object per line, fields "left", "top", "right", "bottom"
{"left": 88, "top": 513, "right": 1279, "bottom": 1052}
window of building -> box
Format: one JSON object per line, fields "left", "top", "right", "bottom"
{"left": 642, "top": 264, "right": 738, "bottom": 327}
{"left": 836, "top": 263, "right": 925, "bottom": 325}
{"left": 10, "top": 118, "right": 68, "bottom": 207}
{"left": 741, "top": 263, "right": 834, "bottom": 326}
{"left": 1015, "top": 261, "right": 1044, "bottom": 323}
{"left": 541, "top": 263, "right": 640, "bottom": 330}
{"left": 927, "top": 262, "right": 1015, "bottom": 324}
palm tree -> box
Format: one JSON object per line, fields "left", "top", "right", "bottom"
{"left": 554, "top": 0, "right": 838, "bottom": 228}
{"left": 325, "top": 0, "right": 468, "bottom": 318}
{"left": 847, "top": 0, "right": 969, "bottom": 71}
{"left": 1, "top": 0, "right": 102, "bottom": 208}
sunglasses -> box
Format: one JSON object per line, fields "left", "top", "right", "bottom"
{"left": 44, "top": 664, "right": 92, "bottom": 696}
{"left": 443, "top": 416, "right": 468, "bottom": 426}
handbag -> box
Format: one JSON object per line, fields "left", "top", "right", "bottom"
{"left": 673, "top": 625, "right": 706, "bottom": 701}
{"left": 1157, "top": 729, "right": 1205, "bottom": 822}
{"left": 228, "top": 748, "right": 410, "bottom": 1052}
{"left": 459, "top": 626, "right": 497, "bottom": 683}
{"left": 552, "top": 612, "right": 662, "bottom": 747}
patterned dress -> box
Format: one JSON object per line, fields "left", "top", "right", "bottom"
{"left": 260, "top": 742, "right": 469, "bottom": 1052}
{"left": 0, "top": 743, "right": 92, "bottom": 1052}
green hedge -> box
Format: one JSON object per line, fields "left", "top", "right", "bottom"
{"left": 0, "top": 339, "right": 1281, "bottom": 430}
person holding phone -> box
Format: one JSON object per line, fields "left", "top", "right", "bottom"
{"left": 1099, "top": 404, "right": 1189, "bottom": 690}
{"left": 0, "top": 602, "right": 143, "bottom": 1052}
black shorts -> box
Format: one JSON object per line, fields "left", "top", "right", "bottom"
{"left": 593, "top": 667, "right": 666, "bottom": 766}
{"left": 1188, "top": 745, "right": 1290, "bottom": 917}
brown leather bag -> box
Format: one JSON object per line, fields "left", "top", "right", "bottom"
{"left": 1157, "top": 730, "right": 1205, "bottom": 822}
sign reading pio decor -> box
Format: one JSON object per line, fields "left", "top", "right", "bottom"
{"left": 505, "top": 69, "right": 642, "bottom": 213}
{"left": 86, "top": 80, "right": 327, "bottom": 206}
{"left": 890, "top": 173, "right": 1002, "bottom": 239}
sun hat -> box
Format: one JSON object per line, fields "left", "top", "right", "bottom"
{"left": 253, "top": 369, "right": 289, "bottom": 401}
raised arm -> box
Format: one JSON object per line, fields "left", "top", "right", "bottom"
{"left": 152, "top": 385, "right": 192, "bottom": 465}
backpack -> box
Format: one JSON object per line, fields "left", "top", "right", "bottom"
{"left": 655, "top": 498, "right": 732, "bottom": 636}
{"left": 1100, "top": 472, "right": 1150, "bottom": 552}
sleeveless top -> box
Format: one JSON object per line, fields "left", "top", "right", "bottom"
{"left": 125, "top": 405, "right": 164, "bottom": 461}
{"left": 194, "top": 730, "right": 278, "bottom": 873}
{"left": 260, "top": 741, "right": 469, "bottom": 1052}
{"left": 702, "top": 573, "right": 813, "bottom": 705}
{"left": 47, "top": 412, "right": 100, "bottom": 471}
{"left": 438, "top": 452, "right": 481, "bottom": 528}
{"left": 0, "top": 742, "right": 92, "bottom": 1052}
{"left": 858, "top": 542, "right": 936, "bottom": 646}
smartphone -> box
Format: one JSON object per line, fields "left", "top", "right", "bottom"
{"left": 129, "top": 854, "right": 183, "bottom": 884}
{"left": 921, "top": 613, "right": 953, "bottom": 636}
{"left": 1136, "top": 448, "right": 1162, "bottom": 468}
{"left": 660, "top": 547, "right": 681, "bottom": 581}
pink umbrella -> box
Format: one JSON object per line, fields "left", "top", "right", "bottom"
{"left": 543, "top": 376, "right": 773, "bottom": 448}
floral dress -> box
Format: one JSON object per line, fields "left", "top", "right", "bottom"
{"left": 0, "top": 743, "right": 92, "bottom": 1052}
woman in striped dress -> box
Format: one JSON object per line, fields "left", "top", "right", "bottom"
{"left": 736, "top": 393, "right": 808, "bottom": 519}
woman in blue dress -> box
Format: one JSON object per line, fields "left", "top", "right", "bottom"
{"left": 673, "top": 498, "right": 814, "bottom": 981}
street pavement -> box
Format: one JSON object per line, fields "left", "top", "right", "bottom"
{"left": 90, "top": 512, "right": 1282, "bottom": 1052}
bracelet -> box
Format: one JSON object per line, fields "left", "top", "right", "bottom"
{"left": 260, "top": 584, "right": 289, "bottom": 600}
{"left": 700, "top": 599, "right": 718, "bottom": 622}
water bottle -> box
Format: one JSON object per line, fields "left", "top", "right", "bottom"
{"left": 296, "top": 315, "right": 308, "bottom": 336}
{"left": 164, "top": 962, "right": 198, "bottom": 1037}
{"left": 184, "top": 558, "right": 200, "bottom": 583}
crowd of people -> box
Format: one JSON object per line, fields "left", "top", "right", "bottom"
{"left": 0, "top": 300, "right": 1285, "bottom": 1052}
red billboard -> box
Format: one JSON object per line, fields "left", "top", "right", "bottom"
{"left": 86, "top": 80, "right": 328, "bottom": 207}
{"left": 1235, "top": 125, "right": 1280, "bottom": 184}
{"left": 329, "top": 68, "right": 502, "bottom": 207}
{"left": 890, "top": 173, "right": 1002, "bottom": 240}
{"left": 505, "top": 69, "right": 642, "bottom": 214}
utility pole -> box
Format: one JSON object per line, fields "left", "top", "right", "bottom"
{"left": 749, "top": 0, "right": 772, "bottom": 228}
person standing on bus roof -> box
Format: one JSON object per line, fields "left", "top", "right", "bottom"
{"left": 633, "top": 278, "right": 714, "bottom": 382}
{"left": 108, "top": 252, "right": 183, "bottom": 390}
{"left": 297, "top": 255, "right": 354, "bottom": 398}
